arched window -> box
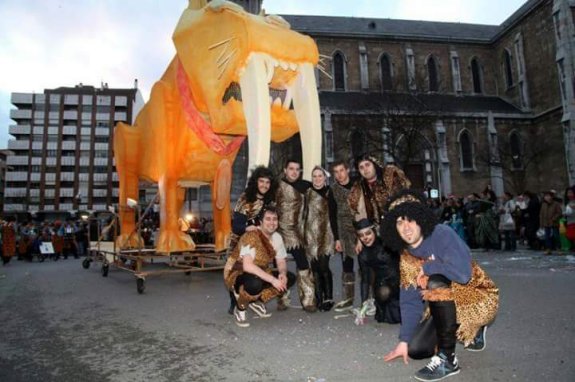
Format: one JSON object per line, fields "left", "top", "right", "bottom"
{"left": 350, "top": 129, "right": 366, "bottom": 160}
{"left": 380, "top": 54, "right": 393, "bottom": 91}
{"left": 503, "top": 49, "right": 513, "bottom": 88}
{"left": 509, "top": 131, "right": 523, "bottom": 169}
{"left": 459, "top": 130, "right": 474, "bottom": 170}
{"left": 471, "top": 57, "right": 483, "bottom": 94}
{"left": 427, "top": 56, "right": 439, "bottom": 92}
{"left": 332, "top": 51, "right": 346, "bottom": 91}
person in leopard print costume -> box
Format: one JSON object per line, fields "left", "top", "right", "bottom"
{"left": 382, "top": 189, "right": 499, "bottom": 382}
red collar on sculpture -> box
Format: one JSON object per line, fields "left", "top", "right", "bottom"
{"left": 176, "top": 59, "right": 245, "bottom": 156}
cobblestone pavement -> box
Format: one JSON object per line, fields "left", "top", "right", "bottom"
{"left": 1, "top": 246, "right": 574, "bottom": 381}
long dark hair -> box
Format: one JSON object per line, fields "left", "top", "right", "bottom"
{"left": 245, "top": 166, "right": 276, "bottom": 204}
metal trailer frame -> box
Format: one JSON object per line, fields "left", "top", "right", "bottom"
{"left": 81, "top": 195, "right": 226, "bottom": 294}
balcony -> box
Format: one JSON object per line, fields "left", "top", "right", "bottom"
{"left": 32, "top": 142, "right": 43, "bottom": 150}
{"left": 6, "top": 171, "right": 27, "bottom": 181}
{"left": 7, "top": 140, "right": 30, "bottom": 150}
{"left": 3, "top": 204, "right": 25, "bottom": 211}
{"left": 94, "top": 143, "right": 108, "bottom": 151}
{"left": 44, "top": 189, "right": 55, "bottom": 197}
{"left": 4, "top": 188, "right": 27, "bottom": 197}
{"left": 78, "top": 173, "right": 89, "bottom": 181}
{"left": 9, "top": 124, "right": 31, "bottom": 135}
{"left": 94, "top": 157, "right": 108, "bottom": 166}
{"left": 93, "top": 189, "right": 107, "bottom": 197}
{"left": 63, "top": 126, "right": 78, "bottom": 135}
{"left": 30, "top": 173, "right": 40, "bottom": 181}
{"left": 63, "top": 110, "right": 78, "bottom": 120}
{"left": 60, "top": 188, "right": 74, "bottom": 197}
{"left": 30, "top": 189, "right": 40, "bottom": 197}
{"left": 62, "top": 141, "right": 76, "bottom": 150}
{"left": 114, "top": 112, "right": 127, "bottom": 121}
{"left": 61, "top": 157, "right": 76, "bottom": 166}
{"left": 6, "top": 156, "right": 28, "bottom": 166}
{"left": 60, "top": 172, "right": 75, "bottom": 182}
{"left": 64, "top": 94, "right": 79, "bottom": 105}
{"left": 9, "top": 109, "right": 31, "bottom": 120}
{"left": 95, "top": 128, "right": 109, "bottom": 136}
{"left": 46, "top": 157, "right": 56, "bottom": 166}
{"left": 59, "top": 203, "right": 73, "bottom": 210}
{"left": 11, "top": 93, "right": 33, "bottom": 105}
{"left": 45, "top": 173, "right": 56, "bottom": 183}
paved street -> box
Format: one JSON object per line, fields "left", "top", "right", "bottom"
{"left": 1, "top": 247, "right": 574, "bottom": 381}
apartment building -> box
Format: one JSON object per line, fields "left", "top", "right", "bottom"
{"left": 5, "top": 83, "right": 144, "bottom": 213}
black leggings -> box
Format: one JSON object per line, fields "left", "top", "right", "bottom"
{"left": 342, "top": 254, "right": 354, "bottom": 273}
{"left": 310, "top": 255, "right": 331, "bottom": 282}
{"left": 234, "top": 271, "right": 296, "bottom": 295}
{"left": 408, "top": 274, "right": 458, "bottom": 359}
{"left": 290, "top": 247, "right": 310, "bottom": 270}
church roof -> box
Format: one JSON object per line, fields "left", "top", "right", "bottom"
{"left": 319, "top": 91, "right": 526, "bottom": 116}
{"left": 282, "top": 0, "right": 542, "bottom": 44}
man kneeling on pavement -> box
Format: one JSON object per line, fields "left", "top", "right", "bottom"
{"left": 223, "top": 206, "right": 295, "bottom": 327}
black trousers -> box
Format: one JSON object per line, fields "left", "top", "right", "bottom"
{"left": 290, "top": 246, "right": 309, "bottom": 270}
{"left": 408, "top": 274, "right": 458, "bottom": 359}
{"left": 234, "top": 271, "right": 296, "bottom": 295}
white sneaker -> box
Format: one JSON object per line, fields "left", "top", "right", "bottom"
{"left": 248, "top": 301, "right": 272, "bottom": 318}
{"left": 364, "top": 298, "right": 376, "bottom": 316}
{"left": 233, "top": 307, "right": 250, "bottom": 327}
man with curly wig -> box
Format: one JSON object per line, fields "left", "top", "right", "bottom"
{"left": 382, "top": 189, "right": 498, "bottom": 382}
{"left": 227, "top": 166, "right": 279, "bottom": 314}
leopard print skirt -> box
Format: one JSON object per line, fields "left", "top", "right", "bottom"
{"left": 400, "top": 251, "right": 499, "bottom": 345}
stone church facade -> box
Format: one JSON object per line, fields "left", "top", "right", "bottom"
{"left": 228, "top": 0, "right": 575, "bottom": 203}
{"left": 283, "top": 0, "right": 575, "bottom": 197}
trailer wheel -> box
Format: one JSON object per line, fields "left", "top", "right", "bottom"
{"left": 101, "top": 264, "right": 109, "bottom": 277}
{"left": 136, "top": 278, "right": 145, "bottom": 294}
{"left": 82, "top": 258, "right": 91, "bottom": 269}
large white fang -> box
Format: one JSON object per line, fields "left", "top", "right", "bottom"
{"left": 292, "top": 63, "right": 322, "bottom": 181}
{"left": 283, "top": 84, "right": 293, "bottom": 110}
{"left": 240, "top": 53, "right": 271, "bottom": 172}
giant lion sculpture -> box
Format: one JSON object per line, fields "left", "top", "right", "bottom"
{"left": 114, "top": 0, "right": 322, "bottom": 253}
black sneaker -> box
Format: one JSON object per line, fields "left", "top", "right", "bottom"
{"left": 414, "top": 352, "right": 460, "bottom": 382}
{"left": 466, "top": 325, "right": 487, "bottom": 352}
{"left": 248, "top": 301, "right": 272, "bottom": 318}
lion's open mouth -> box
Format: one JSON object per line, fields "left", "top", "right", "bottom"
{"left": 222, "top": 82, "right": 294, "bottom": 110}
{"left": 226, "top": 52, "right": 321, "bottom": 173}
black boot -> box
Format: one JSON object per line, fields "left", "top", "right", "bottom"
{"left": 320, "top": 270, "right": 334, "bottom": 311}
{"left": 227, "top": 290, "right": 236, "bottom": 315}
{"left": 313, "top": 271, "right": 323, "bottom": 310}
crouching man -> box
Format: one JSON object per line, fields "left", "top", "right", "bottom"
{"left": 223, "top": 206, "right": 295, "bottom": 327}
{"left": 382, "top": 190, "right": 499, "bottom": 381}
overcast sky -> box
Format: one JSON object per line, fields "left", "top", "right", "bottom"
{"left": 0, "top": 0, "right": 527, "bottom": 147}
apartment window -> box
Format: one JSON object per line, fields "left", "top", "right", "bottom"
{"left": 427, "top": 55, "right": 439, "bottom": 92}
{"left": 332, "top": 51, "right": 346, "bottom": 91}
{"left": 458, "top": 129, "right": 474, "bottom": 170}
{"left": 379, "top": 54, "right": 393, "bottom": 91}
{"left": 503, "top": 49, "right": 514, "bottom": 88}
{"left": 471, "top": 58, "right": 483, "bottom": 94}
